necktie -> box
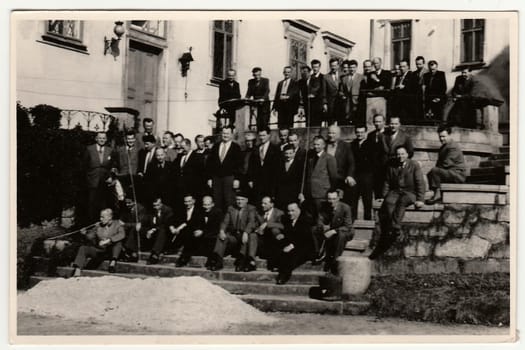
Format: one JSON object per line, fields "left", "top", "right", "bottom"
{"left": 181, "top": 154, "right": 187, "bottom": 167}
{"left": 259, "top": 145, "right": 265, "bottom": 166}
{"left": 313, "top": 154, "right": 319, "bottom": 168}
{"left": 285, "top": 161, "right": 291, "bottom": 172}
{"left": 236, "top": 209, "right": 243, "bottom": 231}
{"left": 144, "top": 151, "right": 151, "bottom": 173}
{"left": 98, "top": 147, "right": 104, "bottom": 164}
{"left": 219, "top": 143, "right": 227, "bottom": 162}
{"left": 264, "top": 211, "right": 270, "bottom": 222}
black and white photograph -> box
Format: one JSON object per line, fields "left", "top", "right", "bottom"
{"left": 10, "top": 9, "right": 518, "bottom": 345}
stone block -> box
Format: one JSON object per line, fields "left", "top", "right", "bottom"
{"left": 462, "top": 258, "right": 510, "bottom": 274}
{"left": 442, "top": 209, "right": 466, "bottom": 224}
{"left": 471, "top": 222, "right": 508, "bottom": 244}
{"left": 403, "top": 241, "right": 433, "bottom": 257}
{"left": 442, "top": 192, "right": 507, "bottom": 205}
{"left": 488, "top": 245, "right": 510, "bottom": 259}
{"left": 498, "top": 205, "right": 510, "bottom": 222}
{"left": 411, "top": 258, "right": 461, "bottom": 274}
{"left": 434, "top": 235, "right": 491, "bottom": 259}
{"left": 338, "top": 256, "right": 372, "bottom": 296}
{"left": 402, "top": 211, "right": 436, "bottom": 223}
{"left": 479, "top": 207, "right": 498, "bottom": 221}
{"left": 423, "top": 225, "right": 449, "bottom": 238}
{"left": 345, "top": 239, "right": 370, "bottom": 252}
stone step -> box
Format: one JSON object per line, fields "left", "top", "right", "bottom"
{"left": 470, "top": 167, "right": 504, "bottom": 176}
{"left": 137, "top": 253, "right": 322, "bottom": 271}
{"left": 441, "top": 183, "right": 508, "bottom": 205}
{"left": 373, "top": 200, "right": 444, "bottom": 223}
{"left": 28, "top": 275, "right": 369, "bottom": 315}
{"left": 499, "top": 146, "right": 509, "bottom": 153}
{"left": 466, "top": 175, "right": 499, "bottom": 185}
{"left": 98, "top": 261, "right": 324, "bottom": 285}
{"left": 479, "top": 159, "right": 510, "bottom": 168}
{"left": 490, "top": 153, "right": 510, "bottom": 161}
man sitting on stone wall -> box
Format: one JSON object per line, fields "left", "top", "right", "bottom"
{"left": 425, "top": 125, "right": 467, "bottom": 204}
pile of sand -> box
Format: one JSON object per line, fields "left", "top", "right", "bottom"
{"left": 18, "top": 276, "right": 276, "bottom": 334}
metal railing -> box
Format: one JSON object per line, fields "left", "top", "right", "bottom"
{"left": 60, "top": 110, "right": 115, "bottom": 132}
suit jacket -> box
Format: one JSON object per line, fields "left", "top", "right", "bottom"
{"left": 452, "top": 76, "right": 474, "bottom": 97}
{"left": 385, "top": 129, "right": 415, "bottom": 159}
{"left": 246, "top": 78, "right": 270, "bottom": 100}
{"left": 324, "top": 72, "right": 341, "bottom": 106}
{"left": 394, "top": 71, "right": 415, "bottom": 96}
{"left": 339, "top": 72, "right": 363, "bottom": 105}
{"left": 423, "top": 70, "right": 447, "bottom": 101}
{"left": 275, "top": 157, "right": 304, "bottom": 207}
{"left": 376, "top": 69, "right": 393, "bottom": 90}
{"left": 200, "top": 207, "right": 223, "bottom": 239}
{"left": 327, "top": 140, "right": 355, "bottom": 181}
{"left": 206, "top": 141, "right": 243, "bottom": 180}
{"left": 247, "top": 142, "right": 281, "bottom": 198}
{"left": 164, "top": 147, "right": 179, "bottom": 163}
{"left": 146, "top": 161, "right": 173, "bottom": 198}
{"left": 84, "top": 144, "right": 115, "bottom": 188}
{"left": 218, "top": 79, "right": 241, "bottom": 104}
{"left": 173, "top": 151, "right": 205, "bottom": 196}
{"left": 317, "top": 202, "right": 353, "bottom": 236}
{"left": 138, "top": 147, "right": 158, "bottom": 175}
{"left": 255, "top": 207, "right": 285, "bottom": 235}
{"left": 115, "top": 145, "right": 139, "bottom": 176}
{"left": 300, "top": 73, "right": 327, "bottom": 107}
{"left": 436, "top": 141, "right": 466, "bottom": 177}
{"left": 147, "top": 204, "right": 175, "bottom": 230}
{"left": 86, "top": 220, "right": 126, "bottom": 245}
{"left": 366, "top": 130, "right": 390, "bottom": 169}
{"left": 280, "top": 213, "right": 315, "bottom": 256}
{"left": 272, "top": 78, "right": 300, "bottom": 111}
{"left": 174, "top": 206, "right": 204, "bottom": 234}
{"left": 350, "top": 138, "right": 374, "bottom": 176}
{"left": 221, "top": 204, "right": 257, "bottom": 236}
{"left": 383, "top": 159, "right": 425, "bottom": 202}
{"left": 306, "top": 151, "right": 338, "bottom": 199}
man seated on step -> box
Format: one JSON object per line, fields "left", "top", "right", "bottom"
{"left": 425, "top": 125, "right": 466, "bottom": 204}
{"left": 275, "top": 202, "right": 316, "bottom": 285}
{"left": 120, "top": 197, "right": 148, "bottom": 263}
{"left": 168, "top": 194, "right": 204, "bottom": 267}
{"left": 71, "top": 208, "right": 125, "bottom": 277}
{"left": 208, "top": 188, "right": 257, "bottom": 271}
{"left": 145, "top": 197, "right": 175, "bottom": 265}
{"left": 198, "top": 196, "right": 224, "bottom": 269}
{"left": 251, "top": 196, "right": 285, "bottom": 272}
{"left": 315, "top": 189, "right": 354, "bottom": 274}
{"left": 368, "top": 146, "right": 425, "bottom": 260}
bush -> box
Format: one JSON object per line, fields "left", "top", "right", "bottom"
{"left": 365, "top": 273, "right": 510, "bottom": 326}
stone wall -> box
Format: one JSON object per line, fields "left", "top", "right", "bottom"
{"left": 372, "top": 203, "right": 510, "bottom": 276}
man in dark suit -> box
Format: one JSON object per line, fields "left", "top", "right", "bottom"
{"left": 146, "top": 148, "right": 173, "bottom": 207}
{"left": 412, "top": 56, "right": 429, "bottom": 120}
{"left": 199, "top": 196, "right": 224, "bottom": 268}
{"left": 205, "top": 126, "right": 243, "bottom": 212}
{"left": 218, "top": 69, "right": 241, "bottom": 127}
{"left": 326, "top": 125, "right": 356, "bottom": 205}
{"left": 392, "top": 60, "right": 415, "bottom": 122}
{"left": 350, "top": 125, "right": 374, "bottom": 220}
{"left": 339, "top": 59, "right": 363, "bottom": 125}
{"left": 371, "top": 57, "right": 393, "bottom": 91}
{"left": 240, "top": 132, "right": 256, "bottom": 200}
{"left": 366, "top": 114, "right": 390, "bottom": 199}
{"left": 246, "top": 67, "right": 271, "bottom": 130}
{"left": 426, "top": 126, "right": 467, "bottom": 204}
{"left": 251, "top": 196, "right": 285, "bottom": 271}
{"left": 302, "top": 136, "right": 338, "bottom": 224}
{"left": 168, "top": 194, "right": 204, "bottom": 267}
{"left": 84, "top": 132, "right": 115, "bottom": 223}
{"left": 287, "top": 132, "right": 307, "bottom": 165}
{"left": 385, "top": 116, "right": 415, "bottom": 161}
{"left": 423, "top": 60, "right": 447, "bottom": 121}
{"left": 275, "top": 202, "right": 316, "bottom": 285}
{"left": 145, "top": 197, "right": 175, "bottom": 265}
{"left": 369, "top": 146, "right": 425, "bottom": 260}
{"left": 208, "top": 189, "right": 257, "bottom": 271}
{"left": 113, "top": 130, "right": 139, "bottom": 192}
{"left": 299, "top": 60, "right": 327, "bottom": 127}
{"left": 137, "top": 134, "right": 158, "bottom": 207}
{"left": 450, "top": 67, "right": 476, "bottom": 127}
{"left": 316, "top": 190, "right": 353, "bottom": 273}
{"left": 324, "top": 58, "right": 342, "bottom": 126}
{"left": 247, "top": 127, "right": 280, "bottom": 202}
{"left": 121, "top": 197, "right": 148, "bottom": 262}
{"left": 272, "top": 66, "right": 300, "bottom": 129}
{"left": 172, "top": 138, "right": 205, "bottom": 211}
{"left": 135, "top": 118, "right": 158, "bottom": 150}
{"left": 358, "top": 60, "right": 384, "bottom": 124}
{"left": 275, "top": 145, "right": 304, "bottom": 210}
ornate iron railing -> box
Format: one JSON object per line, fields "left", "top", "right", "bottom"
{"left": 60, "top": 109, "right": 115, "bottom": 132}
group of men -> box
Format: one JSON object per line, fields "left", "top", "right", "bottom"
{"left": 75, "top": 114, "right": 467, "bottom": 284}
{"left": 218, "top": 56, "right": 459, "bottom": 130}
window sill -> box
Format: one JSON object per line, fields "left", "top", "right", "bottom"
{"left": 453, "top": 62, "right": 488, "bottom": 72}
{"left": 38, "top": 34, "right": 89, "bottom": 54}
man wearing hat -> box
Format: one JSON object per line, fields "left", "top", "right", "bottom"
{"left": 208, "top": 187, "right": 257, "bottom": 271}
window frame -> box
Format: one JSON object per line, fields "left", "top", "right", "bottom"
{"left": 390, "top": 20, "right": 412, "bottom": 68}
{"left": 460, "top": 19, "right": 485, "bottom": 64}
{"left": 210, "top": 20, "right": 235, "bottom": 85}
{"left": 39, "top": 20, "right": 88, "bottom": 53}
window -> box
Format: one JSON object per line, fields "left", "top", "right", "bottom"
{"left": 321, "top": 31, "right": 354, "bottom": 70}
{"left": 40, "top": 20, "right": 87, "bottom": 52}
{"left": 391, "top": 21, "right": 411, "bottom": 67}
{"left": 461, "top": 19, "right": 485, "bottom": 63}
{"left": 131, "top": 20, "right": 166, "bottom": 38}
{"left": 212, "top": 20, "right": 234, "bottom": 81}
{"left": 289, "top": 38, "right": 308, "bottom": 80}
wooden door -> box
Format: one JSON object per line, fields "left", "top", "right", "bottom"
{"left": 127, "top": 40, "right": 161, "bottom": 125}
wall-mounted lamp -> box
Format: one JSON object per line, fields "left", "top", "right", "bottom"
{"left": 104, "top": 21, "right": 126, "bottom": 59}
{"left": 179, "top": 47, "right": 194, "bottom": 77}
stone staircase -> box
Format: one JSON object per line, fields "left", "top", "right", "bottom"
{"left": 28, "top": 220, "right": 376, "bottom": 315}
{"left": 467, "top": 145, "right": 510, "bottom": 185}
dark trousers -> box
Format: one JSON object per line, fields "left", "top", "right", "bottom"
{"left": 325, "top": 230, "right": 353, "bottom": 261}
{"left": 427, "top": 167, "right": 466, "bottom": 190}
{"left": 212, "top": 175, "right": 236, "bottom": 213}
{"left": 74, "top": 242, "right": 123, "bottom": 269}
{"left": 351, "top": 174, "right": 374, "bottom": 220}
{"left": 213, "top": 233, "right": 240, "bottom": 260}
{"left": 87, "top": 186, "right": 106, "bottom": 223}
{"left": 276, "top": 102, "right": 297, "bottom": 129}
{"left": 372, "top": 165, "right": 387, "bottom": 199}
{"left": 379, "top": 190, "right": 415, "bottom": 234}
{"left": 179, "top": 235, "right": 217, "bottom": 259}
{"left": 148, "top": 226, "right": 171, "bottom": 255}
{"left": 124, "top": 227, "right": 147, "bottom": 253}
{"left": 308, "top": 99, "right": 324, "bottom": 126}
{"left": 239, "top": 232, "right": 259, "bottom": 259}
{"left": 253, "top": 102, "right": 271, "bottom": 130}
{"left": 277, "top": 246, "right": 311, "bottom": 280}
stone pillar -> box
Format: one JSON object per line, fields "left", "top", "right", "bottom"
{"left": 337, "top": 254, "right": 373, "bottom": 298}
{"left": 233, "top": 105, "right": 251, "bottom": 144}
{"left": 483, "top": 105, "right": 499, "bottom": 133}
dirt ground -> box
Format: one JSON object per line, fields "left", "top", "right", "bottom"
{"left": 17, "top": 312, "right": 508, "bottom": 336}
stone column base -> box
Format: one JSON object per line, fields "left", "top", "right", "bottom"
{"left": 337, "top": 255, "right": 372, "bottom": 298}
